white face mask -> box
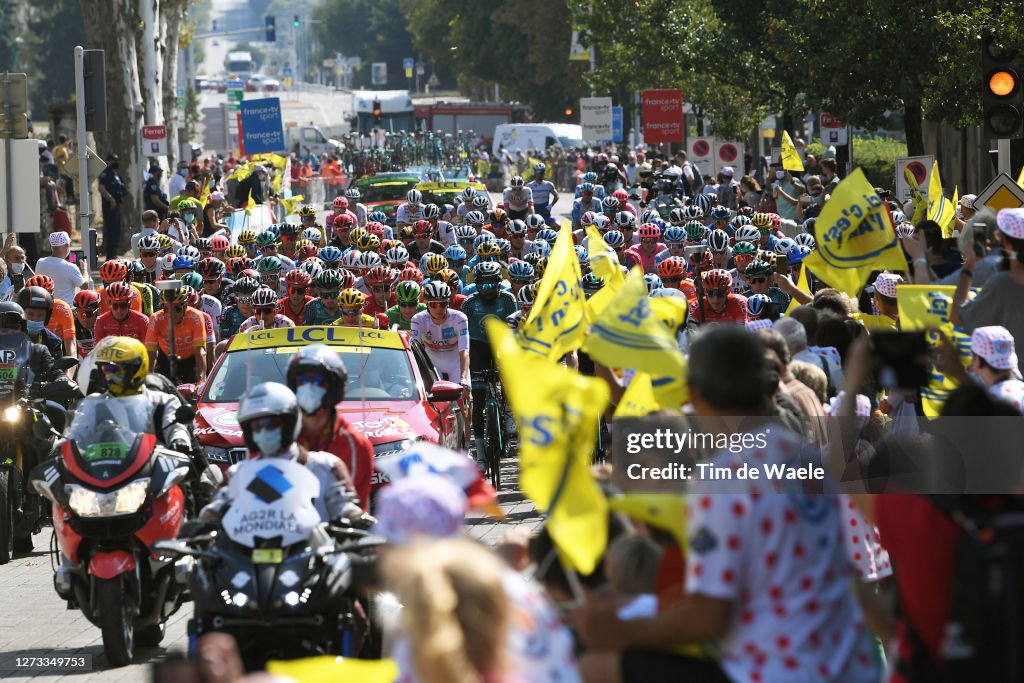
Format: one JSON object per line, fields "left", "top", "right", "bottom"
{"left": 10, "top": 262, "right": 24, "bottom": 275}
{"left": 252, "top": 427, "right": 283, "bottom": 455}
{"left": 775, "top": 170, "right": 786, "bottom": 180}
{"left": 295, "top": 383, "right": 327, "bottom": 414}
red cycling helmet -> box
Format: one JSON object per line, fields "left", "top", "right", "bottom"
{"left": 210, "top": 235, "right": 230, "bottom": 252}
{"left": 364, "top": 265, "right": 394, "bottom": 287}
{"left": 105, "top": 281, "right": 135, "bottom": 302}
{"left": 333, "top": 213, "right": 355, "bottom": 229}
{"left": 25, "top": 274, "right": 55, "bottom": 295}
{"left": 99, "top": 259, "right": 129, "bottom": 284}
{"left": 412, "top": 219, "right": 432, "bottom": 236}
{"left": 298, "top": 244, "right": 319, "bottom": 261}
{"left": 338, "top": 269, "right": 357, "bottom": 290}
{"left": 332, "top": 196, "right": 349, "bottom": 210}
{"left": 702, "top": 268, "right": 733, "bottom": 290}
{"left": 74, "top": 289, "right": 100, "bottom": 309}
{"left": 285, "top": 269, "right": 312, "bottom": 288}
{"left": 613, "top": 188, "right": 629, "bottom": 204}
{"left": 365, "top": 222, "right": 387, "bottom": 238}
{"left": 397, "top": 266, "right": 425, "bottom": 284}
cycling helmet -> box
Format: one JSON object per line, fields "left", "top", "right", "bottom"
{"left": 257, "top": 255, "right": 283, "bottom": 274}
{"left": 516, "top": 283, "right": 537, "bottom": 309}
{"left": 99, "top": 259, "right": 129, "bottom": 283}
{"left": 435, "top": 268, "right": 461, "bottom": 291}
{"left": 533, "top": 162, "right": 546, "bottom": 174}
{"left": 364, "top": 265, "right": 394, "bottom": 287}
{"left": 302, "top": 227, "right": 324, "bottom": 245}
{"left": 347, "top": 227, "right": 367, "bottom": 247}
{"left": 668, "top": 207, "right": 687, "bottom": 225}
{"left": 346, "top": 187, "right": 361, "bottom": 200}
{"left": 638, "top": 223, "right": 661, "bottom": 240}
{"left": 224, "top": 257, "right": 246, "bottom": 278}
{"left": 279, "top": 223, "right": 300, "bottom": 238}
{"left": 794, "top": 232, "right": 817, "bottom": 249}
{"left": 613, "top": 211, "right": 636, "bottom": 229}
{"left": 476, "top": 241, "right": 501, "bottom": 260}
{"left": 895, "top": 222, "right": 916, "bottom": 238}
{"left": 254, "top": 231, "right": 277, "bottom": 248}
{"left": 640, "top": 209, "right": 660, "bottom": 225}
{"left": 319, "top": 269, "right": 348, "bottom": 294}
{"left": 473, "top": 232, "right": 496, "bottom": 249}
{"left": 473, "top": 260, "right": 503, "bottom": 282}
{"left": 692, "top": 194, "right": 712, "bottom": 216}
{"left": 601, "top": 196, "right": 619, "bottom": 212}
{"left": 331, "top": 196, "right": 349, "bottom": 211}
{"left": 657, "top": 257, "right": 688, "bottom": 279}
{"left": 774, "top": 237, "right": 796, "bottom": 256}
{"left": 662, "top": 226, "right": 686, "bottom": 244}
{"left": 581, "top": 211, "right": 596, "bottom": 228}
{"left": 17, "top": 286, "right": 53, "bottom": 323}
{"left": 587, "top": 215, "right": 608, "bottom": 233}
{"left": 357, "top": 233, "right": 382, "bottom": 253}
{"left": 702, "top": 269, "right": 733, "bottom": 290}
{"left": 224, "top": 244, "right": 247, "bottom": 260}
{"left": 368, "top": 210, "right": 388, "bottom": 224}
{"left": 298, "top": 243, "right": 320, "bottom": 262}
{"left": 156, "top": 235, "right": 175, "bottom": 251}
{"left": 583, "top": 172, "right": 598, "bottom": 183}
{"left": 194, "top": 237, "right": 213, "bottom": 252}
{"left": 510, "top": 175, "right": 525, "bottom": 188}
{"left": 336, "top": 289, "right": 365, "bottom": 311}
{"left": 682, "top": 205, "right": 704, "bottom": 221}
{"left": 890, "top": 210, "right": 906, "bottom": 226}
{"left": 103, "top": 281, "right": 134, "bottom": 304}
{"left": 643, "top": 273, "right": 663, "bottom": 294}
{"left": 405, "top": 189, "right": 422, "bottom": 206}
{"left": 138, "top": 235, "right": 161, "bottom": 252}
{"left": 176, "top": 245, "right": 201, "bottom": 261}
{"left": 489, "top": 208, "right": 507, "bottom": 225}
{"left": 746, "top": 293, "right": 772, "bottom": 318}
{"left": 758, "top": 251, "right": 777, "bottom": 268}
{"left": 443, "top": 245, "right": 467, "bottom": 263}
{"left": 530, "top": 240, "right": 551, "bottom": 257}
{"left": 356, "top": 251, "right": 382, "bottom": 271}
{"left": 787, "top": 244, "right": 813, "bottom": 265}
{"left": 424, "top": 253, "right": 448, "bottom": 276}
{"left": 464, "top": 210, "right": 486, "bottom": 226}
{"left": 471, "top": 195, "right": 489, "bottom": 211}
{"left": 299, "top": 259, "right": 325, "bottom": 282}
{"left": 579, "top": 182, "right": 595, "bottom": 194}
{"left": 333, "top": 213, "right": 356, "bottom": 230}
{"left": 285, "top": 269, "right": 312, "bottom": 288}
{"left": 684, "top": 220, "right": 706, "bottom": 243}
{"left": 172, "top": 254, "right": 195, "bottom": 271}
{"left": 734, "top": 225, "right": 761, "bottom": 243}
{"left": 460, "top": 187, "right": 477, "bottom": 204}
{"left": 709, "top": 206, "right": 731, "bottom": 222}
{"left": 732, "top": 240, "right": 757, "bottom": 257}
{"left": 299, "top": 205, "right": 317, "bottom": 219}
{"left": 604, "top": 230, "right": 625, "bottom": 249}
{"left": 319, "top": 245, "right": 343, "bottom": 264}
{"left": 581, "top": 272, "right": 605, "bottom": 294}
{"left": 706, "top": 229, "right": 730, "bottom": 253}
{"left": 744, "top": 260, "right": 773, "bottom": 278}
{"left": 232, "top": 276, "right": 261, "bottom": 300}
{"left": 506, "top": 219, "right": 527, "bottom": 236}
{"left": 237, "top": 229, "right": 258, "bottom": 246}
{"left": 508, "top": 260, "right": 535, "bottom": 283}
{"left": 335, "top": 252, "right": 358, "bottom": 274}
{"left": 387, "top": 245, "right": 411, "bottom": 266}
{"left": 422, "top": 204, "right": 440, "bottom": 220}
{"left": 397, "top": 267, "right": 424, "bottom": 284}
{"left": 413, "top": 219, "right": 432, "bottom": 237}
{"left": 525, "top": 214, "right": 546, "bottom": 231}
{"left": 395, "top": 280, "right": 422, "bottom": 305}
{"left": 179, "top": 272, "right": 204, "bottom": 292}
{"left": 575, "top": 245, "right": 589, "bottom": 265}
{"left": 422, "top": 280, "right": 451, "bottom": 302}
{"left": 613, "top": 189, "right": 629, "bottom": 204}
{"left": 250, "top": 286, "right": 278, "bottom": 308}
{"left": 730, "top": 215, "right": 753, "bottom": 231}
{"left": 751, "top": 212, "right": 773, "bottom": 229}
{"left": 536, "top": 228, "right": 558, "bottom": 245}
{"left": 455, "top": 225, "right": 477, "bottom": 243}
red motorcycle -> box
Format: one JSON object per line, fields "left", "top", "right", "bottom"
{"left": 31, "top": 393, "right": 193, "bottom": 666}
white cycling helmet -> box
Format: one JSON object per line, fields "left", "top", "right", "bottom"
{"left": 406, "top": 189, "right": 422, "bottom": 205}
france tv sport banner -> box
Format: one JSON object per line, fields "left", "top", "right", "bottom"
{"left": 642, "top": 89, "right": 684, "bottom": 143}
{"left": 240, "top": 98, "right": 285, "bottom": 155}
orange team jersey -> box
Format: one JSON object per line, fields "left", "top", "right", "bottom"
{"left": 47, "top": 298, "right": 76, "bottom": 342}
{"left": 97, "top": 284, "right": 143, "bottom": 315}
{"left": 145, "top": 307, "right": 207, "bottom": 358}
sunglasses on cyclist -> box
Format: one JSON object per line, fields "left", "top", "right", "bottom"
{"left": 706, "top": 289, "right": 728, "bottom": 298}
{"left": 477, "top": 282, "right": 499, "bottom": 292}
{"left": 640, "top": 238, "right": 657, "bottom": 244}
{"left": 428, "top": 301, "right": 449, "bottom": 308}
{"left": 749, "top": 277, "right": 768, "bottom": 285}
{"left": 80, "top": 307, "right": 100, "bottom": 318}
{"left": 140, "top": 251, "right": 157, "bottom": 258}
{"left": 370, "top": 285, "right": 388, "bottom": 293}
{"left": 661, "top": 277, "right": 681, "bottom": 285}
{"left": 256, "top": 306, "right": 276, "bottom": 315}
{"left": 288, "top": 286, "right": 306, "bottom": 294}
{"left": 399, "top": 301, "right": 419, "bottom": 308}
{"left": 111, "top": 302, "right": 130, "bottom": 310}
{"left": 340, "top": 307, "right": 362, "bottom": 316}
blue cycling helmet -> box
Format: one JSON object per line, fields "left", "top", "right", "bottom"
{"left": 604, "top": 230, "right": 625, "bottom": 249}
{"left": 663, "top": 226, "right": 686, "bottom": 244}
{"left": 508, "top": 260, "right": 535, "bottom": 282}
{"left": 368, "top": 210, "right": 388, "bottom": 223}
{"left": 787, "top": 244, "right": 813, "bottom": 265}
{"left": 496, "top": 238, "right": 511, "bottom": 259}
{"left": 172, "top": 254, "right": 195, "bottom": 270}
{"left": 264, "top": 223, "right": 281, "bottom": 240}
{"left": 583, "top": 172, "right": 598, "bottom": 183}
{"left": 473, "top": 233, "right": 495, "bottom": 251}
{"left": 643, "top": 273, "right": 663, "bottom": 295}
{"left": 746, "top": 293, "right": 772, "bottom": 318}
{"left": 444, "top": 245, "right": 467, "bottom": 262}
{"left": 579, "top": 182, "right": 596, "bottom": 194}
{"left": 536, "top": 228, "right": 559, "bottom": 245}
{"left": 574, "top": 245, "right": 589, "bottom": 264}
{"left": 318, "top": 245, "right": 343, "bottom": 263}
{"left": 530, "top": 240, "right": 551, "bottom": 257}
{"left": 640, "top": 209, "right": 661, "bottom": 224}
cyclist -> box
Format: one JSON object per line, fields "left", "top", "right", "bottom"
{"left": 24, "top": 274, "right": 76, "bottom": 358}
{"left": 395, "top": 189, "right": 425, "bottom": 228}
{"left": 707, "top": 228, "right": 732, "bottom": 269}
{"left": 94, "top": 281, "right": 150, "bottom": 345}
{"left": 219, "top": 276, "right": 260, "bottom": 340}
{"left": 333, "top": 288, "right": 380, "bottom": 328}
{"left": 623, "top": 223, "right": 667, "bottom": 274}
{"left": 408, "top": 219, "right": 445, "bottom": 260}
{"left": 136, "top": 235, "right": 162, "bottom": 284}
{"left": 125, "top": 260, "right": 159, "bottom": 314}
{"left": 298, "top": 205, "right": 325, "bottom": 244}
{"left": 278, "top": 223, "right": 300, "bottom": 259}
{"left": 144, "top": 287, "right": 208, "bottom": 383}
{"left": 278, "top": 269, "right": 313, "bottom": 325}
{"left": 729, "top": 240, "right": 758, "bottom": 293}
{"left": 423, "top": 203, "right": 455, "bottom": 247}
{"left": 688, "top": 269, "right": 748, "bottom": 325}
{"left": 97, "top": 260, "right": 143, "bottom": 316}
{"left": 505, "top": 283, "right": 536, "bottom": 330}
{"left": 302, "top": 270, "right": 345, "bottom": 325}
{"left": 330, "top": 213, "right": 357, "bottom": 249}
{"left": 502, "top": 175, "right": 533, "bottom": 221}
{"left": 286, "top": 345, "right": 375, "bottom": 512}
{"left": 507, "top": 260, "right": 535, "bottom": 298}
{"left": 485, "top": 208, "right": 509, "bottom": 239}
{"left": 507, "top": 219, "right": 533, "bottom": 259}
{"left": 526, "top": 162, "right": 558, "bottom": 226}
{"left": 236, "top": 228, "right": 259, "bottom": 259}
{"left": 179, "top": 272, "right": 223, "bottom": 334}
{"left": 575, "top": 171, "right": 605, "bottom": 199}
{"left": 256, "top": 255, "right": 285, "bottom": 297}
{"left": 571, "top": 183, "right": 602, "bottom": 231}
{"left": 239, "top": 286, "right": 294, "bottom": 332}
{"left": 197, "top": 257, "right": 232, "bottom": 308}
{"left": 327, "top": 195, "right": 358, "bottom": 231}
{"left": 461, "top": 262, "right": 517, "bottom": 457}
{"left": 210, "top": 234, "right": 230, "bottom": 261}
{"left": 256, "top": 230, "right": 295, "bottom": 275}
{"left": 363, "top": 266, "right": 397, "bottom": 324}
{"left": 433, "top": 269, "right": 468, "bottom": 310}
{"left": 346, "top": 187, "right": 367, "bottom": 225}
{"left": 657, "top": 256, "right": 697, "bottom": 299}
{"left": 387, "top": 280, "right": 425, "bottom": 331}
{"left": 743, "top": 258, "right": 790, "bottom": 314}
{"left": 185, "top": 286, "right": 218, "bottom": 366}
{"left": 72, "top": 290, "right": 101, "bottom": 359}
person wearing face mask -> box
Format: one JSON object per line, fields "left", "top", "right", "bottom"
{"left": 0, "top": 241, "right": 31, "bottom": 300}
{"left": 168, "top": 161, "right": 189, "bottom": 199}
{"left": 98, "top": 153, "right": 128, "bottom": 259}
{"left": 285, "top": 345, "right": 374, "bottom": 511}
{"left": 770, "top": 165, "right": 804, "bottom": 223}
{"left": 15, "top": 285, "right": 64, "bottom": 360}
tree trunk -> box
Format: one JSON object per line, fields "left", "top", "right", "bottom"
{"left": 79, "top": 0, "right": 145, "bottom": 254}
{"left": 904, "top": 97, "right": 925, "bottom": 157}
{"left": 160, "top": 0, "right": 187, "bottom": 169}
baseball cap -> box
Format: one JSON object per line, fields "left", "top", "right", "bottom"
{"left": 996, "top": 207, "right": 1024, "bottom": 240}
{"left": 210, "top": 191, "right": 225, "bottom": 201}
{"left": 721, "top": 166, "right": 735, "bottom": 177}
{"left": 872, "top": 272, "right": 903, "bottom": 299}
{"left": 972, "top": 325, "right": 1021, "bottom": 374}
{"left": 49, "top": 231, "right": 71, "bottom": 247}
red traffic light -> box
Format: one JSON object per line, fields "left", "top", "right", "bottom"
{"left": 989, "top": 69, "right": 1018, "bottom": 97}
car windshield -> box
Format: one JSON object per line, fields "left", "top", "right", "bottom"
{"left": 357, "top": 180, "right": 419, "bottom": 203}
{"left": 203, "top": 345, "right": 418, "bottom": 402}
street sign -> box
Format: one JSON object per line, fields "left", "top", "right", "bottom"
{"left": 240, "top": 97, "right": 284, "bottom": 154}
{"left": 64, "top": 146, "right": 106, "bottom": 184}
{"left": 895, "top": 155, "right": 934, "bottom": 202}
{"left": 820, "top": 113, "right": 848, "bottom": 145}
{"left": 713, "top": 140, "right": 745, "bottom": 177}
{"left": 323, "top": 59, "right": 334, "bottom": 68}
{"left": 611, "top": 106, "right": 623, "bottom": 143}
{"left": 974, "top": 173, "right": 1024, "bottom": 214}
{"left": 371, "top": 62, "right": 387, "bottom": 85}
{"left": 642, "top": 89, "right": 684, "bottom": 143}
{"left": 228, "top": 90, "right": 244, "bottom": 102}
{"left": 140, "top": 124, "right": 167, "bottom": 156}
{"left": 283, "top": 66, "right": 293, "bottom": 77}
{"left": 416, "top": 61, "right": 425, "bottom": 76}
{"left": 688, "top": 137, "right": 714, "bottom": 175}
{"left": 427, "top": 72, "right": 440, "bottom": 89}
{"left": 580, "top": 97, "right": 613, "bottom": 141}
{"left": 0, "top": 139, "right": 41, "bottom": 233}
{"left": 227, "top": 79, "right": 245, "bottom": 90}
{"left": 403, "top": 58, "right": 414, "bottom": 79}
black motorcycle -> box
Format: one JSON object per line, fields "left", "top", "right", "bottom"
{"left": 155, "top": 457, "right": 383, "bottom": 670}
{"left": 0, "top": 329, "right": 79, "bottom": 563}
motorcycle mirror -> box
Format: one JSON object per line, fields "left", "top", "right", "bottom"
{"left": 32, "top": 414, "right": 53, "bottom": 440}
{"left": 175, "top": 404, "right": 196, "bottom": 424}
{"left": 53, "top": 356, "right": 79, "bottom": 371}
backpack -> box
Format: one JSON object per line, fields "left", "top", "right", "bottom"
{"left": 901, "top": 496, "right": 1024, "bottom": 682}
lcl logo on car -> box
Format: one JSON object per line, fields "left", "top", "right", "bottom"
{"left": 0, "top": 350, "right": 16, "bottom": 363}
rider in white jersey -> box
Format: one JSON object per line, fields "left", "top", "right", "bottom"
{"left": 410, "top": 281, "right": 470, "bottom": 385}
{"left": 502, "top": 175, "right": 534, "bottom": 220}
{"left": 395, "top": 189, "right": 426, "bottom": 228}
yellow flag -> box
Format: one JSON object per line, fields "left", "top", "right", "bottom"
{"left": 927, "top": 161, "right": 955, "bottom": 238}
{"left": 781, "top": 130, "right": 804, "bottom": 172}
{"left": 896, "top": 284, "right": 972, "bottom": 417}
{"left": 582, "top": 268, "right": 685, "bottom": 376}
{"left": 646, "top": 296, "right": 690, "bottom": 408}
{"left": 224, "top": 162, "right": 254, "bottom": 183}
{"left": 279, "top": 194, "right": 305, "bottom": 216}
{"left": 199, "top": 176, "right": 211, "bottom": 205}
{"left": 801, "top": 168, "right": 907, "bottom": 296}
{"left": 267, "top": 656, "right": 398, "bottom": 683}
{"left": 518, "top": 229, "right": 589, "bottom": 359}
{"left": 1017, "top": 165, "right": 1024, "bottom": 189}
{"left": 785, "top": 264, "right": 812, "bottom": 315}
{"left": 243, "top": 187, "right": 254, "bottom": 216}
{"left": 608, "top": 493, "right": 687, "bottom": 549}
{"left": 904, "top": 166, "right": 929, "bottom": 224}
{"left": 488, "top": 319, "right": 609, "bottom": 574}
{"left": 586, "top": 225, "right": 626, "bottom": 290}
{"left": 943, "top": 187, "right": 959, "bottom": 239}
{"left": 614, "top": 371, "right": 660, "bottom": 418}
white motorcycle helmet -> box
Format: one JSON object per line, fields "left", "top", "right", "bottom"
{"left": 238, "top": 382, "right": 302, "bottom": 456}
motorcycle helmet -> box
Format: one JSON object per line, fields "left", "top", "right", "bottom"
{"left": 93, "top": 336, "right": 149, "bottom": 397}
{"left": 16, "top": 286, "right": 53, "bottom": 324}
{"left": 286, "top": 344, "right": 350, "bottom": 414}
{"left": 0, "top": 301, "right": 25, "bottom": 331}
{"left": 238, "top": 382, "right": 301, "bottom": 455}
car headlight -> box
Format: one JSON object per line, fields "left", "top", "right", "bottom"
{"left": 373, "top": 439, "right": 412, "bottom": 458}
{"left": 67, "top": 479, "right": 151, "bottom": 517}
{"left": 3, "top": 405, "right": 20, "bottom": 423}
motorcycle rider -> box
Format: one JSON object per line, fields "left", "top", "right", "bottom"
{"left": 16, "top": 286, "right": 64, "bottom": 361}
{"left": 0, "top": 301, "right": 71, "bottom": 432}
{"left": 285, "top": 345, "right": 374, "bottom": 511}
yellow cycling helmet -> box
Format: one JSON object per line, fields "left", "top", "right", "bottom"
{"left": 237, "top": 229, "right": 258, "bottom": 245}
{"left": 348, "top": 227, "right": 367, "bottom": 247}
{"left": 424, "top": 253, "right": 448, "bottom": 276}
{"left": 356, "top": 233, "right": 381, "bottom": 252}
{"left": 337, "top": 288, "right": 366, "bottom": 307}
{"left": 751, "top": 212, "right": 773, "bottom": 229}
{"left": 476, "top": 241, "right": 501, "bottom": 259}
{"left": 300, "top": 205, "right": 317, "bottom": 218}
{"left": 156, "top": 234, "right": 174, "bottom": 251}
{"left": 224, "top": 244, "right": 247, "bottom": 259}
{"left": 756, "top": 250, "right": 777, "bottom": 267}
{"left": 534, "top": 256, "right": 549, "bottom": 278}
{"left": 93, "top": 336, "right": 149, "bottom": 397}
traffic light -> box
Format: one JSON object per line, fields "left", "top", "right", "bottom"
{"left": 293, "top": 15, "right": 300, "bottom": 28}
{"left": 372, "top": 98, "right": 382, "bottom": 124}
{"left": 83, "top": 49, "right": 107, "bottom": 132}
{"left": 265, "top": 16, "right": 276, "bottom": 42}
{"left": 563, "top": 98, "right": 575, "bottom": 121}
{"left": 982, "top": 28, "right": 1023, "bottom": 139}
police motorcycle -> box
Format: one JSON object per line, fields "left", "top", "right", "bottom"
{"left": 154, "top": 384, "right": 383, "bottom": 671}
{"left": 0, "top": 325, "right": 80, "bottom": 563}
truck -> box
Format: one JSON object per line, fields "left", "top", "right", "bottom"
{"left": 284, "top": 123, "right": 344, "bottom": 158}
{"left": 492, "top": 123, "right": 586, "bottom": 156}
{"left": 350, "top": 90, "right": 415, "bottom": 135}
{"left": 413, "top": 102, "right": 531, "bottom": 147}
{"left": 225, "top": 51, "right": 255, "bottom": 80}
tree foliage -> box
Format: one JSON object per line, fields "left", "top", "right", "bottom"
{"left": 312, "top": 0, "right": 417, "bottom": 89}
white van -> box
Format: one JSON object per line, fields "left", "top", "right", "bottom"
{"left": 492, "top": 123, "right": 585, "bottom": 156}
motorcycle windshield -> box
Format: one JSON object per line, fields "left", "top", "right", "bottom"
{"left": 64, "top": 394, "right": 155, "bottom": 478}
{"left": 221, "top": 458, "right": 322, "bottom": 549}
{"left": 0, "top": 329, "right": 34, "bottom": 399}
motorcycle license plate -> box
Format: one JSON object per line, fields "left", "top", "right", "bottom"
{"left": 252, "top": 548, "right": 283, "bottom": 564}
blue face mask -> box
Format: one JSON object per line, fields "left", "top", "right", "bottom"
{"left": 26, "top": 320, "right": 44, "bottom": 335}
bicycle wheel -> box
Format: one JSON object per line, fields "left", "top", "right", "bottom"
{"left": 485, "top": 401, "right": 502, "bottom": 491}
